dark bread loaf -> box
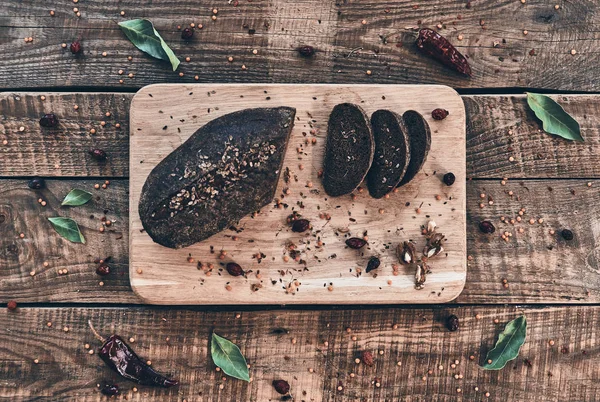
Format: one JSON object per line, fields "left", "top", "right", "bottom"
{"left": 397, "top": 110, "right": 431, "bottom": 187}
{"left": 322, "top": 103, "right": 374, "bottom": 197}
{"left": 366, "top": 110, "right": 411, "bottom": 198}
{"left": 139, "top": 107, "right": 296, "bottom": 249}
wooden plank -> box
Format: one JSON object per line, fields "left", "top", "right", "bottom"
{"left": 129, "top": 84, "right": 467, "bottom": 305}
{"left": 1, "top": 0, "right": 599, "bottom": 90}
{"left": 0, "top": 93, "right": 130, "bottom": 177}
{"left": 1, "top": 178, "right": 598, "bottom": 304}
{"left": 1, "top": 306, "right": 599, "bottom": 401}
{"left": 2, "top": 93, "right": 600, "bottom": 178}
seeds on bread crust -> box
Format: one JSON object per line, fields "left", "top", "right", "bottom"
{"left": 397, "top": 110, "right": 431, "bottom": 187}
{"left": 366, "top": 110, "right": 411, "bottom": 198}
{"left": 322, "top": 103, "right": 374, "bottom": 197}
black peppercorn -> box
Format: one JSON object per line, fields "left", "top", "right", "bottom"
{"left": 181, "top": 28, "right": 194, "bottom": 40}
{"left": 100, "top": 383, "right": 120, "bottom": 396}
{"left": 28, "top": 177, "right": 45, "bottom": 189}
{"left": 39, "top": 113, "right": 59, "bottom": 128}
{"left": 89, "top": 148, "right": 107, "bottom": 161}
{"left": 70, "top": 40, "right": 82, "bottom": 54}
{"left": 446, "top": 314, "right": 459, "bottom": 331}
{"left": 272, "top": 379, "right": 290, "bottom": 395}
{"left": 365, "top": 256, "right": 380, "bottom": 273}
{"left": 561, "top": 229, "right": 574, "bottom": 240}
{"left": 479, "top": 221, "right": 495, "bottom": 234}
{"left": 431, "top": 108, "right": 449, "bottom": 120}
{"left": 291, "top": 219, "right": 310, "bottom": 233}
{"left": 96, "top": 264, "right": 111, "bottom": 276}
{"left": 442, "top": 172, "right": 455, "bottom": 186}
{"left": 297, "top": 45, "right": 315, "bottom": 57}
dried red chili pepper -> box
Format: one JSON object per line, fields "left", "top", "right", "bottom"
{"left": 88, "top": 321, "right": 178, "bottom": 388}
{"left": 416, "top": 28, "right": 472, "bottom": 77}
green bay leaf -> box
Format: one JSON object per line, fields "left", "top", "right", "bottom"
{"left": 118, "top": 19, "right": 180, "bottom": 71}
{"left": 61, "top": 189, "right": 93, "bottom": 206}
{"left": 526, "top": 93, "right": 583, "bottom": 142}
{"left": 48, "top": 217, "right": 86, "bottom": 244}
{"left": 481, "top": 315, "right": 527, "bottom": 370}
{"left": 211, "top": 332, "right": 250, "bottom": 382}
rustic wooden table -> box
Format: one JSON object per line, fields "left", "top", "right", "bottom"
{"left": 1, "top": 1, "right": 599, "bottom": 401}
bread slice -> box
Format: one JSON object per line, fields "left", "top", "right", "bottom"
{"left": 139, "top": 107, "right": 296, "bottom": 249}
{"left": 397, "top": 110, "right": 431, "bottom": 187}
{"left": 366, "top": 110, "right": 411, "bottom": 198}
{"left": 322, "top": 103, "right": 374, "bottom": 197}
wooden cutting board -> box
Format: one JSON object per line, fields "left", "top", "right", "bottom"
{"left": 129, "top": 84, "right": 466, "bottom": 305}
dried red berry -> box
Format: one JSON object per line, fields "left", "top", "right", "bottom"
{"left": 70, "top": 41, "right": 82, "bottom": 54}
{"left": 39, "top": 113, "right": 59, "bottom": 128}
{"left": 361, "top": 350, "right": 374, "bottom": 366}
{"left": 479, "top": 221, "right": 495, "bottom": 234}
{"left": 446, "top": 315, "right": 459, "bottom": 331}
{"left": 431, "top": 108, "right": 449, "bottom": 120}
{"left": 442, "top": 172, "right": 455, "bottom": 186}
{"left": 100, "top": 382, "right": 120, "bottom": 396}
{"left": 272, "top": 379, "right": 290, "bottom": 395}
{"left": 181, "top": 28, "right": 194, "bottom": 40}
{"left": 297, "top": 45, "right": 315, "bottom": 57}
{"left": 345, "top": 237, "right": 367, "bottom": 249}
{"left": 89, "top": 148, "right": 107, "bottom": 161}
{"left": 96, "top": 264, "right": 111, "bottom": 276}
{"left": 291, "top": 219, "right": 310, "bottom": 233}
{"left": 226, "top": 262, "right": 244, "bottom": 277}
{"left": 561, "top": 229, "right": 574, "bottom": 240}
{"left": 28, "top": 177, "right": 45, "bottom": 189}
{"left": 365, "top": 256, "right": 380, "bottom": 273}
{"left": 7, "top": 300, "right": 17, "bottom": 311}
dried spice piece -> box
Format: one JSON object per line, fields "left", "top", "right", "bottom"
{"left": 48, "top": 217, "right": 85, "bottom": 243}
{"left": 297, "top": 45, "right": 315, "bottom": 57}
{"left": 446, "top": 315, "right": 459, "bottom": 331}
{"left": 28, "top": 177, "right": 45, "bottom": 189}
{"left": 181, "top": 28, "right": 194, "bottom": 40}
{"left": 39, "top": 113, "right": 59, "bottom": 128}
{"left": 273, "top": 379, "right": 290, "bottom": 395}
{"left": 89, "top": 148, "right": 107, "bottom": 161}
{"left": 118, "top": 19, "right": 181, "bottom": 71}
{"left": 424, "top": 232, "right": 445, "bottom": 258}
{"left": 96, "top": 264, "right": 111, "bottom": 276}
{"left": 561, "top": 229, "right": 574, "bottom": 240}
{"left": 416, "top": 28, "right": 472, "bottom": 77}
{"left": 7, "top": 300, "right": 17, "bottom": 311}
{"left": 226, "top": 262, "right": 244, "bottom": 277}
{"left": 397, "top": 241, "right": 416, "bottom": 265}
{"left": 479, "top": 221, "right": 496, "bottom": 234}
{"left": 345, "top": 237, "right": 367, "bottom": 249}
{"left": 414, "top": 261, "right": 429, "bottom": 289}
{"left": 365, "top": 256, "right": 380, "bottom": 273}
{"left": 431, "top": 108, "right": 449, "bottom": 120}
{"left": 88, "top": 321, "right": 178, "bottom": 388}
{"left": 442, "top": 172, "right": 455, "bottom": 186}
{"left": 482, "top": 315, "right": 527, "bottom": 370}
{"left": 526, "top": 93, "right": 583, "bottom": 142}
{"left": 361, "top": 351, "right": 375, "bottom": 366}
{"left": 70, "top": 40, "right": 82, "bottom": 54}
{"left": 100, "top": 382, "right": 120, "bottom": 396}
{"left": 291, "top": 219, "right": 310, "bottom": 233}
{"left": 211, "top": 333, "right": 250, "bottom": 381}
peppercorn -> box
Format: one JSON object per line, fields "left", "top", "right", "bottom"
{"left": 96, "top": 264, "right": 111, "bottom": 276}
{"left": 272, "top": 379, "right": 290, "bottom": 395}
{"left": 69, "top": 40, "right": 82, "bottom": 54}
{"left": 345, "top": 237, "right": 367, "bottom": 249}
{"left": 446, "top": 315, "right": 459, "bottom": 331}
{"left": 100, "top": 383, "right": 119, "bottom": 396}
{"left": 89, "top": 148, "right": 107, "bottom": 161}
{"left": 361, "top": 350, "right": 375, "bottom": 366}
{"left": 181, "top": 28, "right": 194, "bottom": 40}
{"left": 479, "top": 221, "right": 496, "bottom": 234}
{"left": 561, "top": 229, "right": 574, "bottom": 240}
{"left": 291, "top": 219, "right": 310, "bottom": 233}
{"left": 442, "top": 172, "right": 455, "bottom": 186}
{"left": 365, "top": 256, "right": 380, "bottom": 273}
{"left": 297, "top": 45, "right": 316, "bottom": 57}
{"left": 28, "top": 177, "right": 45, "bottom": 189}
{"left": 432, "top": 108, "right": 449, "bottom": 120}
{"left": 7, "top": 300, "right": 17, "bottom": 311}
{"left": 226, "top": 262, "right": 244, "bottom": 277}
{"left": 39, "top": 113, "right": 59, "bottom": 128}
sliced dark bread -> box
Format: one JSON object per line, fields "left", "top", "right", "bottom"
{"left": 366, "top": 110, "right": 411, "bottom": 198}
{"left": 139, "top": 107, "right": 296, "bottom": 249}
{"left": 397, "top": 110, "right": 431, "bottom": 187}
{"left": 322, "top": 103, "right": 374, "bottom": 197}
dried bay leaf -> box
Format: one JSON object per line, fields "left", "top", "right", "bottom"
{"left": 61, "top": 189, "right": 92, "bottom": 206}
{"left": 526, "top": 93, "right": 583, "bottom": 142}
{"left": 481, "top": 315, "right": 527, "bottom": 370}
{"left": 210, "top": 333, "right": 250, "bottom": 381}
{"left": 48, "top": 217, "right": 86, "bottom": 243}
{"left": 118, "top": 19, "right": 180, "bottom": 71}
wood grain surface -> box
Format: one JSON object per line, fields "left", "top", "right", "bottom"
{"left": 1, "top": 306, "right": 598, "bottom": 401}
{"left": 129, "top": 84, "right": 466, "bottom": 304}
{"left": 1, "top": 0, "right": 599, "bottom": 91}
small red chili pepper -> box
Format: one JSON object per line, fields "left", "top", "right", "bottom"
{"left": 88, "top": 321, "right": 178, "bottom": 388}
{"left": 416, "top": 28, "right": 472, "bottom": 77}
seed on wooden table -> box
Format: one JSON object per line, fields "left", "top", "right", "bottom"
{"left": 185, "top": 57, "right": 191, "bottom": 62}
{"left": 120, "top": 10, "right": 125, "bottom": 16}
{"left": 571, "top": 49, "right": 577, "bottom": 55}
{"left": 102, "top": 52, "right": 107, "bottom": 57}
{"left": 50, "top": 10, "right": 55, "bottom": 16}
